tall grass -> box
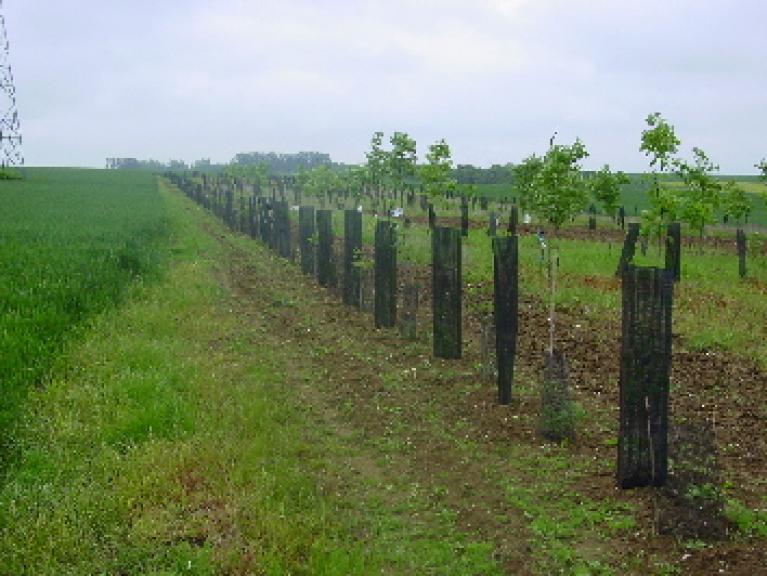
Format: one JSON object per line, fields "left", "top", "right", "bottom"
{"left": 0, "top": 168, "right": 168, "bottom": 467}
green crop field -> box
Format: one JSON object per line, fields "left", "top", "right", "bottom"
{"left": 0, "top": 168, "right": 168, "bottom": 466}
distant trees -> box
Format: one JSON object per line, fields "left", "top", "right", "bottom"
{"left": 452, "top": 163, "right": 514, "bottom": 185}
{"left": 232, "top": 151, "right": 334, "bottom": 173}
{"left": 106, "top": 158, "right": 187, "bottom": 171}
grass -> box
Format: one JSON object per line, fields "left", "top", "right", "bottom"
{"left": 0, "top": 168, "right": 168, "bottom": 468}
{"left": 725, "top": 499, "right": 767, "bottom": 538}
{"left": 0, "top": 178, "right": 504, "bottom": 575}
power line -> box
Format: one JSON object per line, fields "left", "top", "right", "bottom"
{"left": 0, "top": 0, "right": 23, "bottom": 168}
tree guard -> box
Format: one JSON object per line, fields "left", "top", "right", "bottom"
{"left": 399, "top": 282, "right": 419, "bottom": 340}
{"left": 461, "top": 199, "right": 469, "bottom": 237}
{"left": 299, "top": 206, "right": 315, "bottom": 275}
{"left": 480, "top": 314, "right": 496, "bottom": 380}
{"left": 343, "top": 209, "right": 362, "bottom": 306}
{"left": 428, "top": 203, "right": 436, "bottom": 229}
{"left": 374, "top": 220, "right": 397, "bottom": 328}
{"left": 316, "top": 209, "right": 336, "bottom": 288}
{"left": 273, "top": 200, "right": 291, "bottom": 259}
{"left": 508, "top": 205, "right": 518, "bottom": 236}
{"left": 488, "top": 211, "right": 497, "bottom": 237}
{"left": 736, "top": 228, "right": 747, "bottom": 278}
{"left": 248, "top": 196, "right": 257, "bottom": 239}
{"left": 665, "top": 222, "right": 681, "bottom": 282}
{"left": 259, "top": 198, "right": 273, "bottom": 247}
{"left": 618, "top": 265, "right": 673, "bottom": 489}
{"left": 432, "top": 227, "right": 462, "bottom": 359}
{"left": 225, "top": 190, "right": 234, "bottom": 229}
{"left": 616, "top": 222, "right": 640, "bottom": 277}
{"left": 493, "top": 235, "right": 518, "bottom": 405}
{"left": 540, "top": 350, "right": 575, "bottom": 442}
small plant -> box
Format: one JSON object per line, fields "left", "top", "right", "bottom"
{"left": 724, "top": 499, "right": 767, "bottom": 538}
{"left": 539, "top": 350, "right": 580, "bottom": 442}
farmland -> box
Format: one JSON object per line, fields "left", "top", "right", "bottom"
{"left": 1, "top": 168, "right": 766, "bottom": 574}
{"left": 0, "top": 168, "right": 168, "bottom": 467}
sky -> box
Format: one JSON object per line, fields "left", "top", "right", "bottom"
{"left": 4, "top": 0, "right": 766, "bottom": 172}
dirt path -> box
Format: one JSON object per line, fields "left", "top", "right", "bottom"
{"left": 206, "top": 224, "right": 534, "bottom": 573}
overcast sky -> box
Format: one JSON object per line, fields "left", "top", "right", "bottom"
{"left": 4, "top": 0, "right": 766, "bottom": 172}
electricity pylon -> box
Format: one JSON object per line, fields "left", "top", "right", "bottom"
{"left": 0, "top": 0, "right": 22, "bottom": 168}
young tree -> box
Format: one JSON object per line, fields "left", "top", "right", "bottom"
{"left": 295, "top": 166, "right": 310, "bottom": 195}
{"left": 388, "top": 131, "right": 418, "bottom": 197}
{"left": 588, "top": 164, "right": 629, "bottom": 219}
{"left": 511, "top": 154, "right": 543, "bottom": 215}
{"left": 674, "top": 147, "right": 722, "bottom": 240}
{"left": 532, "top": 138, "right": 589, "bottom": 355}
{"left": 639, "top": 113, "right": 682, "bottom": 245}
{"left": 365, "top": 131, "right": 389, "bottom": 194}
{"left": 225, "top": 162, "right": 270, "bottom": 191}
{"left": 640, "top": 112, "right": 681, "bottom": 178}
{"left": 534, "top": 139, "right": 590, "bottom": 231}
{"left": 721, "top": 181, "right": 752, "bottom": 226}
{"left": 756, "top": 159, "right": 767, "bottom": 182}
{"left": 252, "top": 163, "right": 271, "bottom": 191}
{"left": 419, "top": 138, "right": 457, "bottom": 198}
{"left": 640, "top": 187, "right": 680, "bottom": 242}
{"left": 339, "top": 165, "right": 368, "bottom": 207}
{"left": 304, "top": 165, "right": 339, "bottom": 204}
